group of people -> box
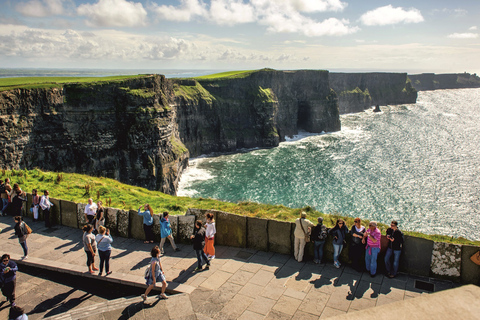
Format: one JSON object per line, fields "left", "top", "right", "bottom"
{"left": 0, "top": 179, "right": 54, "bottom": 228}
{"left": 141, "top": 212, "right": 216, "bottom": 302}
{"left": 295, "top": 212, "right": 404, "bottom": 278}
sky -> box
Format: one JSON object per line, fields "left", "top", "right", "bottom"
{"left": 1, "top": 0, "right": 479, "bottom": 74}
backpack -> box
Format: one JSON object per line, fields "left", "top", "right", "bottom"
{"left": 0, "top": 184, "right": 5, "bottom": 194}
{"left": 319, "top": 226, "right": 328, "bottom": 240}
{"left": 144, "top": 265, "right": 151, "bottom": 280}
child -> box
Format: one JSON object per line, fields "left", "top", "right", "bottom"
{"left": 160, "top": 211, "right": 179, "bottom": 253}
{"left": 190, "top": 220, "right": 210, "bottom": 271}
{"left": 142, "top": 246, "right": 167, "bottom": 302}
{"left": 204, "top": 213, "right": 216, "bottom": 260}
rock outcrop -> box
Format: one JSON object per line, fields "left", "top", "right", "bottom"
{"left": 0, "top": 75, "right": 189, "bottom": 194}
{"left": 174, "top": 69, "right": 340, "bottom": 157}
{"left": 408, "top": 73, "right": 480, "bottom": 91}
{"left": 330, "top": 72, "right": 417, "bottom": 114}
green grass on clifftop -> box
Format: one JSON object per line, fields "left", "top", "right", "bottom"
{"left": 0, "top": 75, "right": 145, "bottom": 92}
{"left": 194, "top": 70, "right": 256, "bottom": 80}
{"left": 2, "top": 169, "right": 478, "bottom": 246}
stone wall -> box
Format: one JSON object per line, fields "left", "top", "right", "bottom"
{"left": 20, "top": 198, "right": 480, "bottom": 284}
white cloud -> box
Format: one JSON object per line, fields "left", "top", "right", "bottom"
{"left": 360, "top": 5, "right": 424, "bottom": 26}
{"left": 152, "top": 0, "right": 207, "bottom": 22}
{"left": 152, "top": 0, "right": 355, "bottom": 36}
{"left": 15, "top": 0, "right": 69, "bottom": 17}
{"left": 209, "top": 0, "right": 256, "bottom": 25}
{"left": 469, "top": 26, "right": 477, "bottom": 31}
{"left": 77, "top": 0, "right": 148, "bottom": 27}
{"left": 448, "top": 33, "right": 478, "bottom": 39}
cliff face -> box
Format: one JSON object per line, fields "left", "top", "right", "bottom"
{"left": 330, "top": 73, "right": 417, "bottom": 113}
{"left": 408, "top": 73, "right": 480, "bottom": 91}
{"left": 174, "top": 69, "right": 340, "bottom": 157}
{"left": 0, "top": 75, "right": 189, "bottom": 195}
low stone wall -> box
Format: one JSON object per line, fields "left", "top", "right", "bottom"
{"left": 18, "top": 197, "right": 480, "bottom": 284}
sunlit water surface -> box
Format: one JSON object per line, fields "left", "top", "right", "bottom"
{"left": 178, "top": 89, "right": 480, "bottom": 240}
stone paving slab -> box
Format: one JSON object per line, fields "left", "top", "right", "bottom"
{"left": 0, "top": 215, "right": 469, "bottom": 319}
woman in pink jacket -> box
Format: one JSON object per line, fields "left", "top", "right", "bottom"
{"left": 362, "top": 221, "right": 381, "bottom": 277}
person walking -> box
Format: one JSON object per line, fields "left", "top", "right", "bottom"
{"left": 159, "top": 211, "right": 179, "bottom": 254}
{"left": 82, "top": 224, "right": 98, "bottom": 274}
{"left": 190, "top": 220, "right": 210, "bottom": 271}
{"left": 349, "top": 217, "right": 366, "bottom": 272}
{"left": 95, "top": 225, "right": 113, "bottom": 276}
{"left": 329, "top": 219, "right": 349, "bottom": 268}
{"left": 310, "top": 217, "right": 328, "bottom": 264}
{"left": 385, "top": 220, "right": 404, "bottom": 278}
{"left": 138, "top": 204, "right": 154, "bottom": 244}
{"left": 31, "top": 189, "right": 40, "bottom": 222}
{"left": 39, "top": 190, "right": 53, "bottom": 228}
{"left": 84, "top": 198, "right": 97, "bottom": 225}
{"left": 142, "top": 246, "right": 167, "bottom": 302}
{"left": 204, "top": 212, "right": 216, "bottom": 259}
{"left": 14, "top": 216, "right": 31, "bottom": 260}
{"left": 294, "top": 211, "right": 315, "bottom": 262}
{"left": 0, "top": 254, "right": 18, "bottom": 306}
{"left": 363, "top": 221, "right": 381, "bottom": 277}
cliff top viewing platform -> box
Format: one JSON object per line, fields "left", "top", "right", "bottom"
{"left": 1, "top": 215, "right": 479, "bottom": 320}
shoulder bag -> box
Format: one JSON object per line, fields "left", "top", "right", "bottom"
{"left": 470, "top": 251, "right": 480, "bottom": 266}
{"left": 299, "top": 219, "right": 310, "bottom": 243}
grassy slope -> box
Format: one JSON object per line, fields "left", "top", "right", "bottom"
{"left": 2, "top": 169, "right": 478, "bottom": 246}
{"left": 194, "top": 70, "right": 256, "bottom": 80}
{"left": 0, "top": 75, "right": 145, "bottom": 92}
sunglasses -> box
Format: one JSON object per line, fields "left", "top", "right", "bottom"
{"left": 2, "top": 259, "right": 8, "bottom": 262}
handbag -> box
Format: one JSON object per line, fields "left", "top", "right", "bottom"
{"left": 470, "top": 251, "right": 480, "bottom": 266}
{"left": 299, "top": 219, "right": 311, "bottom": 243}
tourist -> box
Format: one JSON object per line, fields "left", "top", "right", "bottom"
{"left": 84, "top": 198, "right": 97, "bottom": 225}
{"left": 310, "top": 217, "right": 328, "bottom": 264}
{"left": 293, "top": 211, "right": 315, "bottom": 262}
{"left": 9, "top": 184, "right": 25, "bottom": 217}
{"left": 385, "top": 220, "right": 404, "bottom": 278}
{"left": 204, "top": 212, "right": 216, "bottom": 259}
{"left": 141, "top": 245, "right": 167, "bottom": 302}
{"left": 1, "top": 178, "right": 12, "bottom": 215}
{"left": 190, "top": 220, "right": 210, "bottom": 271}
{"left": 95, "top": 225, "right": 113, "bottom": 276}
{"left": 95, "top": 201, "right": 105, "bottom": 232}
{"left": 39, "top": 190, "right": 53, "bottom": 228}
{"left": 82, "top": 224, "right": 98, "bottom": 274}
{"left": 14, "top": 216, "right": 31, "bottom": 260}
{"left": 0, "top": 254, "right": 18, "bottom": 306}
{"left": 8, "top": 305, "right": 28, "bottom": 320}
{"left": 349, "top": 217, "right": 366, "bottom": 272}
{"left": 363, "top": 221, "right": 381, "bottom": 277}
{"left": 159, "top": 211, "right": 179, "bottom": 254}
{"left": 0, "top": 179, "right": 7, "bottom": 216}
{"left": 329, "top": 219, "right": 349, "bottom": 268}
{"left": 138, "top": 204, "right": 154, "bottom": 244}
{"left": 31, "top": 189, "right": 40, "bottom": 222}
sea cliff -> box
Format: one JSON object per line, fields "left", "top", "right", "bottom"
{"left": 408, "top": 72, "right": 480, "bottom": 91}
{"left": 0, "top": 75, "right": 189, "bottom": 195}
{"left": 330, "top": 72, "right": 417, "bottom": 114}
{"left": 0, "top": 69, "right": 421, "bottom": 194}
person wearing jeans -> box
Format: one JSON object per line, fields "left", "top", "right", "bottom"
{"left": 363, "top": 221, "right": 381, "bottom": 277}
{"left": 328, "top": 219, "right": 349, "bottom": 268}
{"left": 95, "top": 225, "right": 113, "bottom": 276}
{"left": 384, "top": 220, "right": 404, "bottom": 278}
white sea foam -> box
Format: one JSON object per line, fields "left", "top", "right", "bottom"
{"left": 177, "top": 160, "right": 215, "bottom": 197}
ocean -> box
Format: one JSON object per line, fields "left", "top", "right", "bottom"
{"left": 178, "top": 88, "right": 480, "bottom": 241}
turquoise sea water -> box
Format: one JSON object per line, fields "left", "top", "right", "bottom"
{"left": 178, "top": 89, "right": 480, "bottom": 240}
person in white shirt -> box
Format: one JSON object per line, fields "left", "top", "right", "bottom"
{"left": 204, "top": 213, "right": 216, "bottom": 259}
{"left": 39, "top": 190, "right": 53, "bottom": 228}
{"left": 84, "top": 198, "right": 97, "bottom": 225}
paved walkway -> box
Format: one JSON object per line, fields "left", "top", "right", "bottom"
{"left": 0, "top": 215, "right": 467, "bottom": 319}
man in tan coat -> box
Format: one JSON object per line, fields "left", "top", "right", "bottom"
{"left": 294, "top": 211, "right": 315, "bottom": 262}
